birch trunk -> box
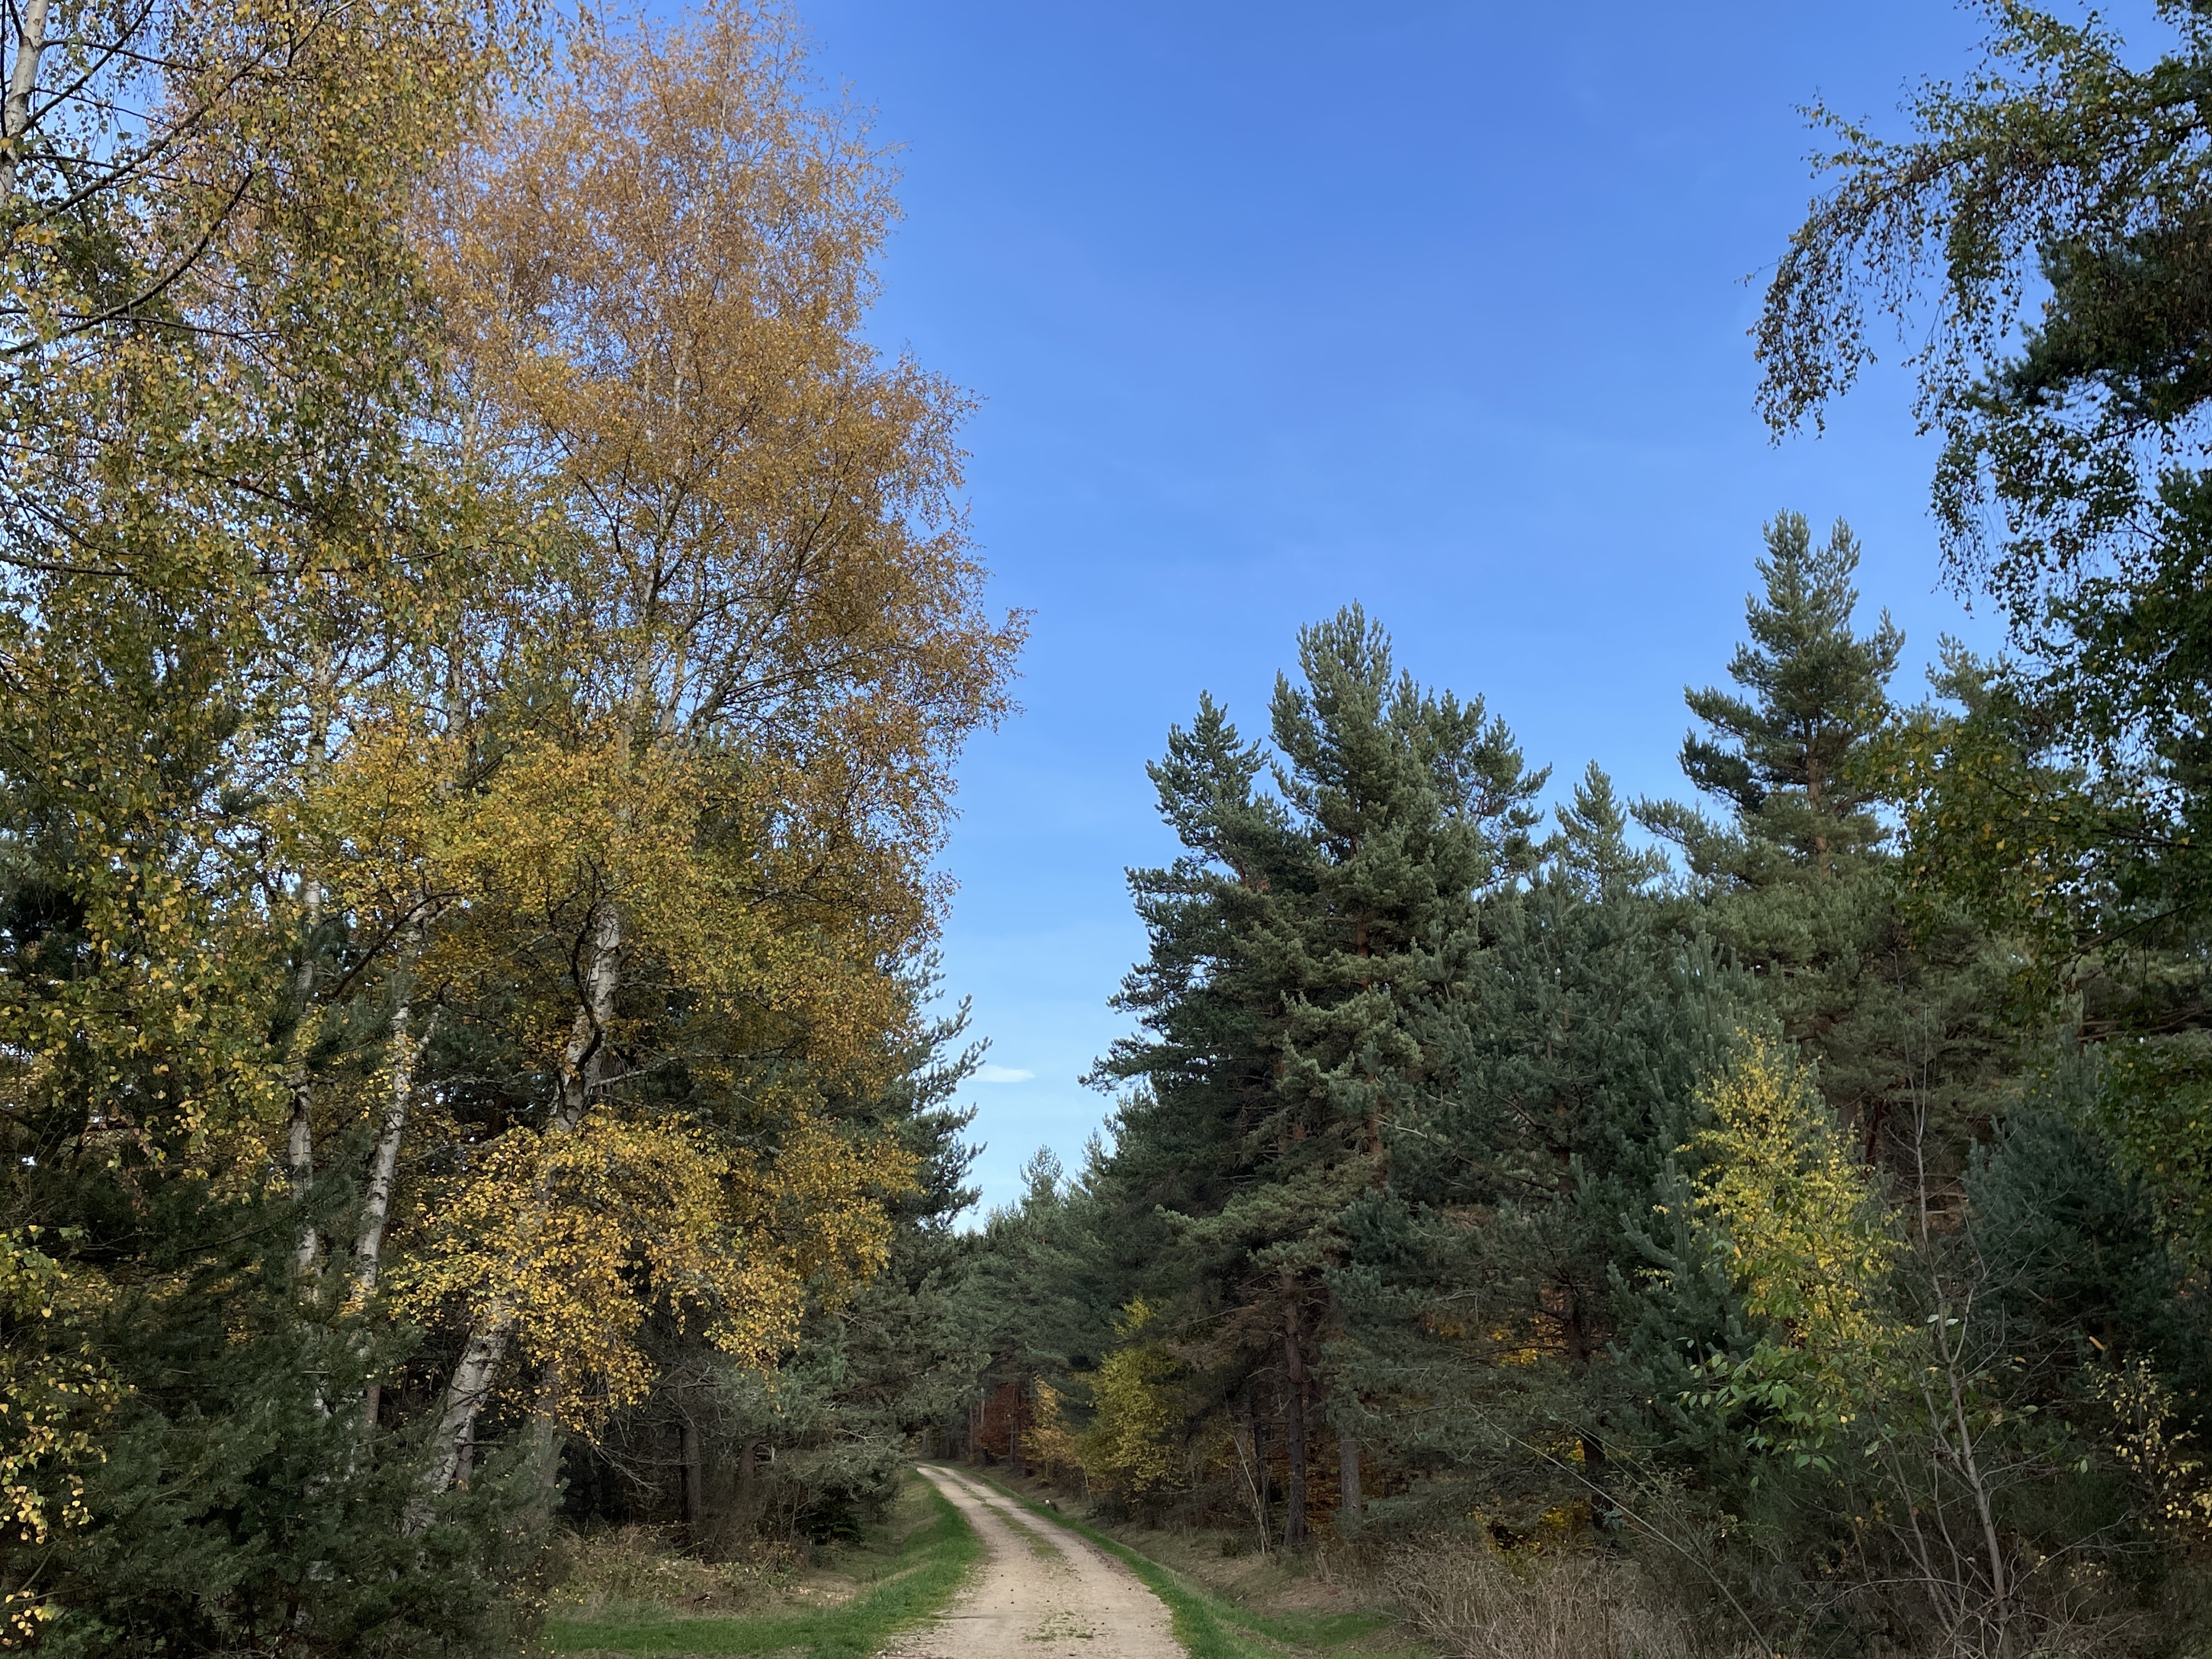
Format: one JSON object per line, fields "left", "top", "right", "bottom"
{"left": 0, "top": 0, "right": 46, "bottom": 202}
{"left": 554, "top": 898, "right": 624, "bottom": 1133}
{"left": 287, "top": 664, "right": 332, "bottom": 1277}
{"left": 405, "top": 1312, "right": 510, "bottom": 1530}
{"left": 354, "top": 983, "right": 432, "bottom": 1431}
{"left": 354, "top": 1000, "right": 431, "bottom": 1304}
{"left": 285, "top": 874, "right": 324, "bottom": 1277}
{"left": 410, "top": 896, "right": 621, "bottom": 1526}
{"left": 286, "top": 1056, "right": 318, "bottom": 1272}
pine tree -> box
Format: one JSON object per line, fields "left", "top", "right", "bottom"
{"left": 1550, "top": 762, "right": 1671, "bottom": 898}
{"left": 1331, "top": 803, "right": 1740, "bottom": 1534}
{"left": 1640, "top": 514, "right": 2008, "bottom": 1171}
{"left": 1090, "top": 606, "right": 1542, "bottom": 1543}
{"left": 1644, "top": 511, "right": 1899, "bottom": 882}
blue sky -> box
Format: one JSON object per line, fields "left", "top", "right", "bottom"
{"left": 795, "top": 1, "right": 2153, "bottom": 1216}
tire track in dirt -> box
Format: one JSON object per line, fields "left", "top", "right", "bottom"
{"left": 883, "top": 1465, "right": 1183, "bottom": 1657}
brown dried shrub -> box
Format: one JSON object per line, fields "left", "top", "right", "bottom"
{"left": 1382, "top": 1539, "right": 1715, "bottom": 1659}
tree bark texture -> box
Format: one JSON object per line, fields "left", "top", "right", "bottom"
{"left": 1237, "top": 1385, "right": 1271, "bottom": 1548}
{"left": 355, "top": 1000, "right": 432, "bottom": 1301}
{"left": 286, "top": 878, "right": 323, "bottom": 1277}
{"left": 679, "top": 1418, "right": 704, "bottom": 1543}
{"left": 522, "top": 1367, "right": 567, "bottom": 1531}
{"left": 1283, "top": 1310, "right": 1309, "bottom": 1548}
{"left": 407, "top": 1312, "right": 511, "bottom": 1530}
{"left": 415, "top": 897, "right": 622, "bottom": 1517}
{"left": 0, "top": 0, "right": 46, "bottom": 201}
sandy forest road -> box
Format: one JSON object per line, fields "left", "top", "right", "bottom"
{"left": 885, "top": 1465, "right": 1184, "bottom": 1657}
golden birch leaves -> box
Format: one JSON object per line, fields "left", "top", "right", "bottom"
{"left": 0, "top": 1234, "right": 121, "bottom": 1645}
{"left": 394, "top": 1112, "right": 910, "bottom": 1423}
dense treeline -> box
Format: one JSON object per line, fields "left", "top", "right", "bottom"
{"left": 949, "top": 8, "right": 2212, "bottom": 1655}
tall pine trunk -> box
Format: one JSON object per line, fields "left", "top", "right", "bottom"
{"left": 1236, "top": 1385, "right": 1271, "bottom": 1550}
{"left": 734, "top": 1438, "right": 760, "bottom": 1539}
{"left": 679, "top": 1417, "right": 704, "bottom": 1545}
{"left": 1565, "top": 1296, "right": 1616, "bottom": 1528}
{"left": 1283, "top": 1307, "right": 1308, "bottom": 1548}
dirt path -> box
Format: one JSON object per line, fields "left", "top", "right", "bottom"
{"left": 883, "top": 1465, "right": 1183, "bottom": 1658}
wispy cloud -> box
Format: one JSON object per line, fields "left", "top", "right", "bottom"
{"left": 975, "top": 1064, "right": 1035, "bottom": 1084}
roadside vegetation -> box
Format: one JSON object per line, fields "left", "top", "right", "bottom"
{"left": 545, "top": 1474, "right": 976, "bottom": 1659}
{"left": 970, "top": 1468, "right": 1419, "bottom": 1659}
{"left": 941, "top": 13, "right": 2212, "bottom": 1655}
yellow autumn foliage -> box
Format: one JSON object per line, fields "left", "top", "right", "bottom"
{"left": 0, "top": 1234, "right": 123, "bottom": 1645}
{"left": 305, "top": 716, "right": 910, "bottom": 1095}
{"left": 1693, "top": 1037, "right": 1897, "bottom": 1346}
{"left": 395, "top": 1111, "right": 911, "bottom": 1422}
{"left": 1077, "top": 1301, "right": 1186, "bottom": 1499}
{"left": 1029, "top": 1381, "right": 1081, "bottom": 1473}
{"left": 1686, "top": 1036, "right": 1900, "bottom": 1460}
{"left": 60, "top": 0, "right": 1025, "bottom": 1489}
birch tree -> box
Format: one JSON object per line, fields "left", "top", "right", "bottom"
{"left": 393, "top": 0, "right": 1020, "bottom": 1506}
{"left": 0, "top": 0, "right": 533, "bottom": 1641}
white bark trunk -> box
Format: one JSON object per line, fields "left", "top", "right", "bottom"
{"left": 287, "top": 873, "right": 323, "bottom": 1278}
{"left": 0, "top": 0, "right": 47, "bottom": 202}
{"left": 287, "top": 662, "right": 333, "bottom": 1276}
{"left": 355, "top": 1002, "right": 432, "bottom": 1302}
{"left": 556, "top": 898, "right": 623, "bottom": 1131}
{"left": 410, "top": 895, "right": 621, "bottom": 1523}
{"left": 405, "top": 1309, "right": 512, "bottom": 1531}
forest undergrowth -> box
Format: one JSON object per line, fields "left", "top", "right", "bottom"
{"left": 543, "top": 1473, "right": 975, "bottom": 1657}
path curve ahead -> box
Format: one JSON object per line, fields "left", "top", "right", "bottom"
{"left": 886, "top": 1465, "right": 1182, "bottom": 1658}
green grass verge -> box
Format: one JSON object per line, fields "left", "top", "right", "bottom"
{"left": 546, "top": 1476, "right": 978, "bottom": 1658}
{"left": 965, "top": 1470, "right": 1418, "bottom": 1659}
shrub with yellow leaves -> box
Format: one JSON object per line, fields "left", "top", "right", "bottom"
{"left": 1684, "top": 1035, "right": 1901, "bottom": 1468}
{"left": 1077, "top": 1302, "right": 1188, "bottom": 1503}
{"left": 0, "top": 1234, "right": 122, "bottom": 1648}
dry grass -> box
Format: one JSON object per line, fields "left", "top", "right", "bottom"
{"left": 545, "top": 1523, "right": 800, "bottom": 1617}
{"left": 544, "top": 1476, "right": 980, "bottom": 1657}
{"left": 1381, "top": 1539, "right": 1716, "bottom": 1659}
